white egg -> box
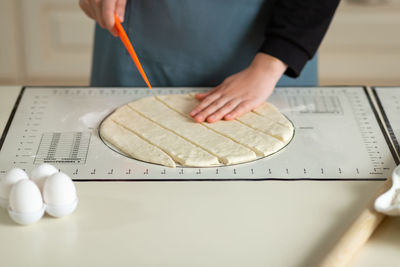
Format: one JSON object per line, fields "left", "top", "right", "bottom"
{"left": 8, "top": 179, "right": 45, "bottom": 225}
{"left": 0, "top": 168, "right": 29, "bottom": 208}
{"left": 30, "top": 163, "right": 58, "bottom": 191}
{"left": 9, "top": 179, "right": 43, "bottom": 213}
{"left": 43, "top": 172, "right": 78, "bottom": 217}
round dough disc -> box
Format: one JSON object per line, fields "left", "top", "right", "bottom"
{"left": 99, "top": 94, "right": 294, "bottom": 167}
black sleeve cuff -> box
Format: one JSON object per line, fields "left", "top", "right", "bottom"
{"left": 259, "top": 36, "right": 311, "bottom": 78}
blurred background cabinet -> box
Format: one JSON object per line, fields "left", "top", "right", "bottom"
{"left": 0, "top": 0, "right": 94, "bottom": 85}
{"left": 319, "top": 0, "right": 400, "bottom": 85}
{"left": 1, "top": 0, "right": 399, "bottom": 86}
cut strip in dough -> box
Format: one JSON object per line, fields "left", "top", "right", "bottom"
{"left": 157, "top": 95, "right": 292, "bottom": 132}
{"left": 100, "top": 119, "right": 176, "bottom": 167}
{"left": 236, "top": 112, "right": 293, "bottom": 143}
{"left": 252, "top": 103, "right": 293, "bottom": 128}
{"left": 156, "top": 94, "right": 196, "bottom": 114}
{"left": 128, "top": 98, "right": 257, "bottom": 165}
{"left": 110, "top": 106, "right": 220, "bottom": 167}
{"left": 202, "top": 121, "right": 285, "bottom": 157}
{"left": 157, "top": 94, "right": 285, "bottom": 156}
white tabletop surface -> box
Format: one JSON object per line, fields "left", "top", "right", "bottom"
{"left": 0, "top": 86, "right": 399, "bottom": 267}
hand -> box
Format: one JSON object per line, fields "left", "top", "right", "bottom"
{"left": 79, "top": 0, "right": 127, "bottom": 36}
{"left": 190, "top": 53, "right": 287, "bottom": 123}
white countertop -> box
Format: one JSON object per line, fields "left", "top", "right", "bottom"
{"left": 0, "top": 86, "right": 399, "bottom": 267}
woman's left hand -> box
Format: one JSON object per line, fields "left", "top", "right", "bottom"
{"left": 190, "top": 53, "right": 287, "bottom": 123}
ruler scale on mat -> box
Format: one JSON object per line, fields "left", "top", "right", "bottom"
{"left": 372, "top": 87, "right": 400, "bottom": 163}
{"left": 0, "top": 87, "right": 397, "bottom": 181}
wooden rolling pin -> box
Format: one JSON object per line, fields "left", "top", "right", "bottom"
{"left": 320, "top": 178, "right": 392, "bottom": 267}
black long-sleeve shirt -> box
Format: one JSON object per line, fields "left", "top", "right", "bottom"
{"left": 260, "top": 0, "right": 340, "bottom": 77}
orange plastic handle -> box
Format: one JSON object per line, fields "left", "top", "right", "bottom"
{"left": 114, "top": 14, "right": 152, "bottom": 90}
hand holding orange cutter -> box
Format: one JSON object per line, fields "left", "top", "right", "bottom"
{"left": 114, "top": 13, "right": 152, "bottom": 90}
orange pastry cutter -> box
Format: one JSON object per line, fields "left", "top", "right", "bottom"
{"left": 114, "top": 14, "right": 152, "bottom": 90}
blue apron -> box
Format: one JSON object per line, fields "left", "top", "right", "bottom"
{"left": 90, "top": 0, "right": 317, "bottom": 87}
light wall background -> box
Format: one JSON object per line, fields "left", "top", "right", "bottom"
{"left": 0, "top": 0, "right": 399, "bottom": 86}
